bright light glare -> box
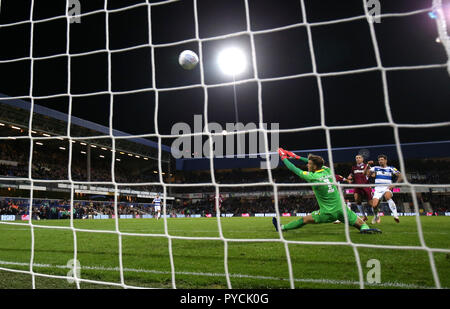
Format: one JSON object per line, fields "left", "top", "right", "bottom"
{"left": 218, "top": 47, "right": 246, "bottom": 76}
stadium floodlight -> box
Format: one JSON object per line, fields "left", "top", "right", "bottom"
{"left": 217, "top": 47, "right": 246, "bottom": 76}
{"left": 218, "top": 47, "right": 247, "bottom": 154}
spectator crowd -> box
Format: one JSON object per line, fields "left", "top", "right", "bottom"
{"left": 2, "top": 138, "right": 450, "bottom": 219}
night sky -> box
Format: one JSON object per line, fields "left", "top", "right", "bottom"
{"left": 0, "top": 0, "right": 449, "bottom": 156}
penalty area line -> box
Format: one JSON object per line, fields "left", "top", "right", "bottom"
{"left": 0, "top": 259, "right": 441, "bottom": 289}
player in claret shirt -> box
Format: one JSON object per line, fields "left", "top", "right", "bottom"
{"left": 211, "top": 193, "right": 223, "bottom": 210}
{"left": 347, "top": 154, "right": 374, "bottom": 222}
{"left": 272, "top": 148, "right": 381, "bottom": 234}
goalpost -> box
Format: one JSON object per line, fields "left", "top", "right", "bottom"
{"left": 0, "top": 0, "right": 449, "bottom": 289}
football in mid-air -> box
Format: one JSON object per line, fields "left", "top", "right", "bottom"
{"left": 178, "top": 50, "right": 199, "bottom": 70}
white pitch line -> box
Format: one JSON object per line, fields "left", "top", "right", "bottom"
{"left": 0, "top": 260, "right": 443, "bottom": 289}
{"left": 0, "top": 227, "right": 449, "bottom": 236}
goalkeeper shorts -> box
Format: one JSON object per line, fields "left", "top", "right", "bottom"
{"left": 311, "top": 209, "right": 358, "bottom": 225}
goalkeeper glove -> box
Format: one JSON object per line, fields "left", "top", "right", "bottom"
{"left": 278, "top": 148, "right": 289, "bottom": 160}
{"left": 278, "top": 148, "right": 301, "bottom": 160}
{"left": 284, "top": 149, "right": 300, "bottom": 160}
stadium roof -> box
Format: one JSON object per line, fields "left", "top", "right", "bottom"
{"left": 0, "top": 93, "right": 177, "bottom": 161}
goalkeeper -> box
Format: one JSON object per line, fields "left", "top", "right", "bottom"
{"left": 273, "top": 148, "right": 381, "bottom": 234}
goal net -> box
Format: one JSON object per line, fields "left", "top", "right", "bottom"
{"left": 0, "top": 0, "right": 449, "bottom": 289}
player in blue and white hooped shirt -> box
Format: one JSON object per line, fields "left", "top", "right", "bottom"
{"left": 369, "top": 154, "right": 403, "bottom": 224}
{"left": 152, "top": 194, "right": 161, "bottom": 220}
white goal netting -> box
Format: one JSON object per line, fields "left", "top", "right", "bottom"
{"left": 0, "top": 0, "right": 449, "bottom": 289}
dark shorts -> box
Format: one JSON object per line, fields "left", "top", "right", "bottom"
{"left": 354, "top": 187, "right": 373, "bottom": 201}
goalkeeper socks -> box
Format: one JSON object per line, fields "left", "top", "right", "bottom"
{"left": 282, "top": 218, "right": 305, "bottom": 231}
{"left": 356, "top": 204, "right": 366, "bottom": 216}
{"left": 388, "top": 199, "right": 398, "bottom": 218}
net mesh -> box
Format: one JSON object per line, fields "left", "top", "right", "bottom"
{"left": 0, "top": 0, "right": 449, "bottom": 289}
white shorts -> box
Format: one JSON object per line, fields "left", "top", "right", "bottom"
{"left": 373, "top": 186, "right": 392, "bottom": 200}
{"left": 154, "top": 206, "right": 161, "bottom": 212}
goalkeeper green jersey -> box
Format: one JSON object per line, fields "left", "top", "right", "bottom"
{"left": 282, "top": 158, "right": 343, "bottom": 214}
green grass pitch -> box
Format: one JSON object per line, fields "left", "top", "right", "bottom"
{"left": 0, "top": 216, "right": 449, "bottom": 289}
